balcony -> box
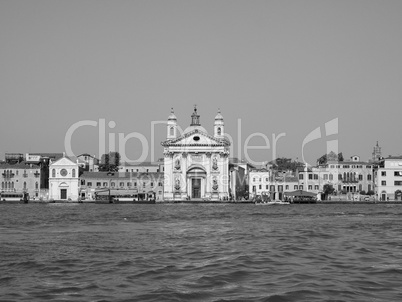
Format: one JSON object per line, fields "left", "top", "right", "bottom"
{"left": 34, "top": 172, "right": 40, "bottom": 178}
{"left": 342, "top": 180, "right": 359, "bottom": 183}
{"left": 2, "top": 173, "right": 15, "bottom": 178}
{"left": 23, "top": 173, "right": 28, "bottom": 178}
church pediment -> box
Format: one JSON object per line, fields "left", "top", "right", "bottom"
{"left": 51, "top": 157, "right": 78, "bottom": 167}
{"left": 161, "top": 129, "right": 230, "bottom": 147}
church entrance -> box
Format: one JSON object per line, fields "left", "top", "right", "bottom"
{"left": 192, "top": 178, "right": 201, "bottom": 198}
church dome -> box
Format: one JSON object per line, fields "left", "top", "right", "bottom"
{"left": 168, "top": 108, "right": 177, "bottom": 121}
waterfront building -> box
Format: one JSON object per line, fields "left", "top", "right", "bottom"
{"left": 249, "top": 168, "right": 299, "bottom": 200}
{"left": 303, "top": 152, "right": 374, "bottom": 199}
{"left": 375, "top": 156, "right": 402, "bottom": 201}
{"left": 161, "top": 107, "right": 230, "bottom": 201}
{"left": 118, "top": 161, "right": 163, "bottom": 173}
{"left": 0, "top": 162, "right": 41, "bottom": 199}
{"left": 49, "top": 155, "right": 79, "bottom": 201}
{"left": 79, "top": 171, "right": 164, "bottom": 201}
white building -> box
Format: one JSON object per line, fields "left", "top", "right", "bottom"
{"left": 161, "top": 107, "right": 230, "bottom": 201}
{"left": 49, "top": 155, "right": 79, "bottom": 201}
{"left": 376, "top": 156, "right": 402, "bottom": 201}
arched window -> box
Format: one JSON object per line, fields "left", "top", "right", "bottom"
{"left": 52, "top": 169, "right": 55, "bottom": 178}
{"left": 72, "top": 169, "right": 76, "bottom": 178}
{"left": 35, "top": 182, "right": 38, "bottom": 189}
{"left": 11, "top": 182, "right": 14, "bottom": 189}
{"left": 23, "top": 182, "right": 27, "bottom": 189}
{"left": 170, "top": 126, "right": 174, "bottom": 136}
{"left": 217, "top": 127, "right": 221, "bottom": 135}
{"left": 329, "top": 174, "right": 333, "bottom": 180}
{"left": 1, "top": 182, "right": 3, "bottom": 189}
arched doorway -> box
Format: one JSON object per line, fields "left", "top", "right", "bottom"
{"left": 381, "top": 191, "right": 387, "bottom": 201}
{"left": 187, "top": 165, "right": 207, "bottom": 199}
{"left": 59, "top": 182, "right": 69, "bottom": 200}
{"left": 395, "top": 190, "right": 402, "bottom": 201}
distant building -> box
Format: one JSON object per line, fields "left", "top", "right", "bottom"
{"left": 5, "top": 153, "right": 24, "bottom": 164}
{"left": 375, "top": 156, "right": 402, "bottom": 201}
{"left": 161, "top": 107, "right": 230, "bottom": 201}
{"left": 49, "top": 156, "right": 79, "bottom": 201}
{"left": 0, "top": 162, "right": 41, "bottom": 199}
{"left": 80, "top": 171, "right": 164, "bottom": 201}
{"left": 372, "top": 141, "right": 382, "bottom": 162}
{"left": 306, "top": 152, "right": 374, "bottom": 197}
{"left": 118, "top": 161, "right": 162, "bottom": 173}
{"left": 77, "top": 153, "right": 99, "bottom": 172}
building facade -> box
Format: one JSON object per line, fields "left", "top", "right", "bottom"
{"left": 161, "top": 107, "right": 230, "bottom": 201}
{"left": 376, "top": 156, "right": 402, "bottom": 201}
{"left": 80, "top": 171, "right": 164, "bottom": 201}
{"left": 49, "top": 156, "right": 79, "bottom": 201}
{"left": 0, "top": 162, "right": 41, "bottom": 199}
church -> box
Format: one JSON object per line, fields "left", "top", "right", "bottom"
{"left": 161, "top": 106, "right": 230, "bottom": 201}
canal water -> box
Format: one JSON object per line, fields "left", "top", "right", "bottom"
{"left": 1, "top": 203, "right": 401, "bottom": 301}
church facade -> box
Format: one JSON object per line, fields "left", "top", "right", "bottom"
{"left": 161, "top": 107, "right": 230, "bottom": 201}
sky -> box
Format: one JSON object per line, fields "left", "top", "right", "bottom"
{"left": 1, "top": 0, "right": 401, "bottom": 166}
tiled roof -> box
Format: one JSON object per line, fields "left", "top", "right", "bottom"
{"left": 120, "top": 161, "right": 160, "bottom": 166}
{"left": 0, "top": 162, "right": 40, "bottom": 169}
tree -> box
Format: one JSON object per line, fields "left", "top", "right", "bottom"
{"left": 323, "top": 184, "right": 335, "bottom": 199}
{"left": 317, "top": 154, "right": 327, "bottom": 165}
{"left": 338, "top": 152, "right": 344, "bottom": 162}
{"left": 99, "top": 152, "right": 120, "bottom": 172}
{"left": 317, "top": 152, "right": 344, "bottom": 165}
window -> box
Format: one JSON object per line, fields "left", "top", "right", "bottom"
{"left": 52, "top": 169, "right": 55, "bottom": 177}
{"left": 120, "top": 182, "right": 124, "bottom": 187}
{"left": 324, "top": 174, "right": 328, "bottom": 180}
{"left": 394, "top": 171, "right": 402, "bottom": 177}
{"left": 299, "top": 174, "right": 303, "bottom": 180}
{"left": 314, "top": 185, "right": 319, "bottom": 190}
{"left": 259, "top": 178, "right": 261, "bottom": 182}
{"left": 253, "top": 178, "right": 256, "bottom": 182}
{"left": 285, "top": 185, "right": 289, "bottom": 190}
{"left": 35, "top": 182, "right": 38, "bottom": 189}
{"left": 266, "top": 185, "right": 269, "bottom": 189}
{"left": 368, "top": 184, "right": 371, "bottom": 192}
{"left": 127, "top": 182, "right": 132, "bottom": 187}
{"left": 134, "top": 182, "right": 137, "bottom": 187}
{"left": 367, "top": 175, "right": 372, "bottom": 181}
{"left": 87, "top": 182, "right": 92, "bottom": 187}
{"left": 338, "top": 184, "right": 342, "bottom": 191}
{"left": 158, "top": 182, "right": 163, "bottom": 187}
{"left": 253, "top": 186, "right": 256, "bottom": 192}
{"left": 23, "top": 182, "right": 26, "bottom": 189}
{"left": 143, "top": 182, "right": 146, "bottom": 188}
{"left": 217, "top": 127, "right": 221, "bottom": 135}
{"left": 170, "top": 127, "right": 174, "bottom": 136}
{"left": 126, "top": 169, "right": 129, "bottom": 172}
{"left": 338, "top": 174, "right": 342, "bottom": 180}
{"left": 16, "top": 170, "right": 18, "bottom": 176}
{"left": 308, "top": 185, "right": 312, "bottom": 190}
{"left": 359, "top": 184, "right": 362, "bottom": 191}
{"left": 299, "top": 185, "right": 303, "bottom": 190}
{"left": 381, "top": 171, "right": 386, "bottom": 176}
{"left": 96, "top": 182, "right": 101, "bottom": 187}
{"left": 395, "top": 181, "right": 402, "bottom": 186}
{"left": 259, "top": 185, "right": 262, "bottom": 190}
{"left": 381, "top": 181, "right": 386, "bottom": 186}
{"left": 308, "top": 174, "right": 313, "bottom": 180}
{"left": 151, "top": 182, "right": 154, "bottom": 187}
{"left": 330, "top": 165, "right": 335, "bottom": 168}
{"left": 359, "top": 175, "right": 363, "bottom": 181}
{"left": 294, "top": 185, "right": 298, "bottom": 190}
{"left": 103, "top": 182, "right": 108, "bottom": 187}
{"left": 314, "top": 174, "right": 318, "bottom": 180}
{"left": 265, "top": 178, "right": 269, "bottom": 182}
{"left": 72, "top": 169, "right": 76, "bottom": 177}
{"left": 329, "top": 174, "right": 333, "bottom": 181}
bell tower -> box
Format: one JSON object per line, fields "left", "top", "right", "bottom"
{"left": 190, "top": 105, "right": 200, "bottom": 126}
{"left": 214, "top": 109, "right": 224, "bottom": 138}
{"left": 167, "top": 108, "right": 177, "bottom": 140}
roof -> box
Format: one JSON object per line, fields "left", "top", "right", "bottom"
{"left": 0, "top": 162, "right": 40, "bottom": 169}
{"left": 382, "top": 156, "right": 402, "bottom": 160}
{"left": 28, "top": 153, "right": 64, "bottom": 159}
{"left": 161, "top": 128, "right": 230, "bottom": 147}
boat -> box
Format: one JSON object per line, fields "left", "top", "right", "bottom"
{"left": 255, "top": 200, "right": 290, "bottom": 205}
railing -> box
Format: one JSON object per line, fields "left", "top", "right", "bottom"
{"left": 342, "top": 180, "right": 359, "bottom": 183}
{"left": 2, "top": 173, "right": 15, "bottom": 178}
